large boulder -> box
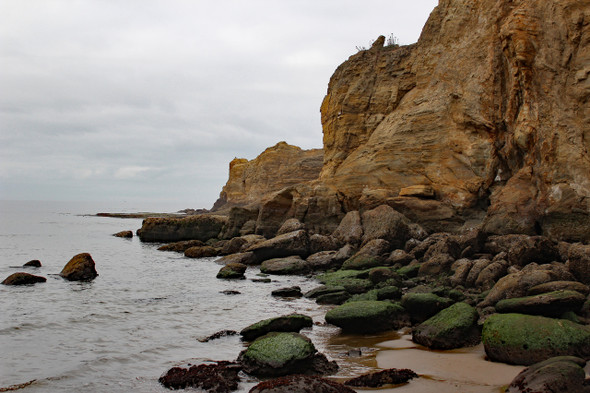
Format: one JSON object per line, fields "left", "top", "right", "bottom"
{"left": 325, "top": 300, "right": 407, "bottom": 333}
{"left": 400, "top": 292, "right": 454, "bottom": 323}
{"left": 495, "top": 290, "right": 586, "bottom": 318}
{"left": 482, "top": 313, "right": 590, "bottom": 365}
{"left": 567, "top": 243, "right": 590, "bottom": 284}
{"left": 240, "top": 314, "right": 313, "bottom": 341}
{"left": 238, "top": 332, "right": 336, "bottom": 377}
{"left": 506, "top": 356, "right": 589, "bottom": 393}
{"left": 249, "top": 375, "right": 356, "bottom": 393}
{"left": 341, "top": 239, "right": 390, "bottom": 270}
{"left": 60, "top": 253, "right": 98, "bottom": 281}
{"left": 2, "top": 272, "right": 46, "bottom": 286}
{"left": 505, "top": 236, "right": 561, "bottom": 266}
{"left": 159, "top": 361, "right": 241, "bottom": 392}
{"left": 306, "top": 251, "right": 340, "bottom": 271}
{"left": 332, "top": 211, "right": 363, "bottom": 247}
{"left": 215, "top": 252, "right": 258, "bottom": 266}
{"left": 412, "top": 302, "right": 480, "bottom": 350}
{"left": 246, "top": 230, "right": 310, "bottom": 262}
{"left": 361, "top": 205, "right": 409, "bottom": 249}
{"left": 137, "top": 214, "right": 228, "bottom": 243}
{"left": 260, "top": 256, "right": 309, "bottom": 275}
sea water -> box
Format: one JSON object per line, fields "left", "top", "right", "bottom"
{"left": 0, "top": 200, "right": 372, "bottom": 392}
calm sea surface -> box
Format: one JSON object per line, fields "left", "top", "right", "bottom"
{"left": 0, "top": 200, "right": 373, "bottom": 392}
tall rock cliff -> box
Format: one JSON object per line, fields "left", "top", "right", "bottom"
{"left": 212, "top": 0, "right": 590, "bottom": 242}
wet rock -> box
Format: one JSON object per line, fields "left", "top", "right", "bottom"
{"left": 221, "top": 206, "right": 259, "bottom": 239}
{"left": 567, "top": 243, "right": 590, "bottom": 284}
{"left": 528, "top": 281, "right": 590, "bottom": 296}
{"left": 260, "top": 256, "right": 309, "bottom": 275}
{"left": 401, "top": 292, "right": 454, "bottom": 323}
{"left": 333, "top": 244, "right": 355, "bottom": 262}
{"left": 138, "top": 214, "right": 228, "bottom": 243}
{"left": 198, "top": 330, "right": 239, "bottom": 343}
{"left": 2, "top": 272, "right": 46, "bottom": 285}
{"left": 482, "top": 313, "right": 590, "bottom": 365}
{"left": 412, "top": 302, "right": 480, "bottom": 349}
{"left": 341, "top": 239, "right": 390, "bottom": 270}
{"left": 185, "top": 245, "right": 221, "bottom": 258}
{"left": 60, "top": 253, "right": 98, "bottom": 281}
{"left": 249, "top": 374, "right": 355, "bottom": 393}
{"left": 216, "top": 252, "right": 257, "bottom": 266}
{"left": 317, "top": 270, "right": 373, "bottom": 294}
{"left": 276, "top": 219, "right": 305, "bottom": 236}
{"left": 271, "top": 286, "right": 302, "bottom": 298}
{"left": 376, "top": 286, "right": 402, "bottom": 300}
{"left": 158, "top": 239, "right": 204, "bottom": 252}
{"left": 309, "top": 234, "right": 338, "bottom": 254}
{"left": 506, "top": 356, "right": 589, "bottom": 393}
{"left": 316, "top": 291, "right": 350, "bottom": 305}
{"left": 238, "top": 332, "right": 335, "bottom": 377}
{"left": 159, "top": 361, "right": 241, "bottom": 392}
{"left": 113, "top": 230, "right": 133, "bottom": 238}
{"left": 23, "top": 260, "right": 41, "bottom": 268}
{"left": 495, "top": 290, "right": 585, "bottom": 317}
{"left": 325, "top": 300, "right": 408, "bottom": 333}
{"left": 361, "top": 205, "right": 409, "bottom": 249}
{"left": 306, "top": 251, "right": 339, "bottom": 271}
{"left": 332, "top": 211, "right": 363, "bottom": 247}
{"left": 246, "top": 230, "right": 310, "bottom": 262}
{"left": 216, "top": 263, "right": 247, "bottom": 279}
{"left": 345, "top": 368, "right": 418, "bottom": 388}
{"left": 240, "top": 314, "right": 313, "bottom": 341}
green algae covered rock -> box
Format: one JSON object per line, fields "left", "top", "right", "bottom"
{"left": 495, "top": 290, "right": 585, "bottom": 317}
{"left": 325, "top": 300, "right": 408, "bottom": 333}
{"left": 412, "top": 302, "right": 480, "bottom": 349}
{"left": 316, "top": 270, "right": 373, "bottom": 294}
{"left": 241, "top": 314, "right": 313, "bottom": 341}
{"left": 238, "top": 332, "right": 317, "bottom": 376}
{"left": 400, "top": 292, "right": 454, "bottom": 323}
{"left": 482, "top": 313, "right": 590, "bottom": 365}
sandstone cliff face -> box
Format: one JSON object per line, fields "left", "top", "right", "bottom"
{"left": 212, "top": 141, "right": 323, "bottom": 211}
{"left": 318, "top": 0, "right": 590, "bottom": 241}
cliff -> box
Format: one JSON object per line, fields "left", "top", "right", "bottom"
{"left": 210, "top": 0, "right": 590, "bottom": 242}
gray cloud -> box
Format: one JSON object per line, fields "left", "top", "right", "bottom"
{"left": 0, "top": 0, "right": 438, "bottom": 208}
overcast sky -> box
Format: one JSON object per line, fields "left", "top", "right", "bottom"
{"left": 0, "top": 0, "right": 437, "bottom": 209}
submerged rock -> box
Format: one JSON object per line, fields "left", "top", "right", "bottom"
{"left": 113, "top": 230, "right": 133, "bottom": 238}
{"left": 249, "top": 374, "right": 355, "bottom": 393}
{"left": 240, "top": 314, "right": 312, "bottom": 341}
{"left": 271, "top": 286, "right": 302, "bottom": 298}
{"left": 482, "top": 313, "right": 590, "bottom": 365}
{"left": 506, "top": 356, "right": 589, "bottom": 393}
{"left": 325, "top": 300, "right": 408, "bottom": 333}
{"left": 23, "top": 260, "right": 42, "bottom": 268}
{"left": 159, "top": 361, "right": 241, "bottom": 392}
{"left": 60, "top": 253, "right": 98, "bottom": 281}
{"left": 345, "top": 368, "right": 418, "bottom": 388}
{"left": 2, "top": 272, "right": 46, "bottom": 286}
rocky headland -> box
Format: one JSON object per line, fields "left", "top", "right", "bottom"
{"left": 133, "top": 0, "right": 590, "bottom": 391}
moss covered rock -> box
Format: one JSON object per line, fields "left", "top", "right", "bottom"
{"left": 316, "top": 270, "right": 373, "bottom": 294}
{"left": 216, "top": 262, "right": 247, "bottom": 279}
{"left": 412, "top": 302, "right": 480, "bottom": 349}
{"left": 60, "top": 253, "right": 98, "bottom": 281}
{"left": 240, "top": 314, "right": 313, "bottom": 341}
{"left": 325, "top": 301, "right": 408, "bottom": 333}
{"left": 482, "top": 313, "right": 590, "bottom": 365}
{"left": 2, "top": 272, "right": 46, "bottom": 286}
{"left": 238, "top": 332, "right": 316, "bottom": 376}
{"left": 495, "top": 290, "right": 586, "bottom": 317}
{"left": 401, "top": 292, "right": 454, "bottom": 323}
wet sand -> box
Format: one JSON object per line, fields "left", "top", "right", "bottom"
{"left": 326, "top": 330, "right": 524, "bottom": 393}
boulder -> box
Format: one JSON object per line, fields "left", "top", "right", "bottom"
{"left": 216, "top": 263, "right": 247, "bottom": 279}
{"left": 240, "top": 314, "right": 313, "bottom": 341}
{"left": 238, "top": 332, "right": 335, "bottom": 377}
{"left": 221, "top": 206, "right": 259, "bottom": 239}
{"left": 2, "top": 272, "right": 46, "bottom": 285}
{"left": 309, "top": 234, "right": 338, "bottom": 254}
{"left": 260, "top": 256, "right": 309, "bottom": 275}
{"left": 137, "top": 214, "right": 227, "bottom": 243}
{"left": 345, "top": 368, "right": 418, "bottom": 388}
{"left": 474, "top": 260, "right": 509, "bottom": 290}
{"left": 401, "top": 292, "right": 454, "bottom": 323}
{"left": 271, "top": 286, "right": 302, "bottom": 298}
{"left": 306, "top": 251, "right": 339, "bottom": 271}
{"left": 60, "top": 253, "right": 98, "bottom": 281}
{"left": 325, "top": 300, "right": 408, "bottom": 333}
{"left": 528, "top": 281, "right": 590, "bottom": 296}
{"left": 316, "top": 291, "right": 351, "bottom": 305}
{"left": 505, "top": 236, "right": 561, "bottom": 266}
{"left": 482, "top": 313, "right": 590, "bottom": 365}
{"left": 376, "top": 286, "right": 402, "bottom": 301}
{"left": 23, "top": 260, "right": 41, "bottom": 268}
{"left": 332, "top": 211, "right": 363, "bottom": 246}
{"left": 495, "top": 290, "right": 586, "bottom": 317}
{"left": 506, "top": 356, "right": 589, "bottom": 393}
{"left": 215, "top": 252, "right": 257, "bottom": 266}
{"left": 316, "top": 270, "right": 373, "bottom": 294}
{"left": 158, "top": 239, "right": 204, "bottom": 252}
{"left": 113, "top": 230, "right": 133, "bottom": 238}
{"left": 341, "top": 239, "right": 390, "bottom": 270}
{"left": 249, "top": 375, "right": 356, "bottom": 393}
{"left": 567, "top": 243, "right": 590, "bottom": 284}
{"left": 158, "top": 361, "right": 241, "bottom": 392}
{"left": 386, "top": 249, "right": 413, "bottom": 266}
{"left": 276, "top": 219, "right": 305, "bottom": 236}
{"left": 412, "top": 302, "right": 480, "bottom": 350}
{"left": 361, "top": 205, "right": 409, "bottom": 249}
{"left": 368, "top": 267, "right": 399, "bottom": 285}
{"left": 246, "top": 230, "right": 310, "bottom": 262}
{"left": 184, "top": 245, "right": 221, "bottom": 258}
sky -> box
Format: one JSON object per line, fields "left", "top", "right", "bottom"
{"left": 0, "top": 0, "right": 438, "bottom": 209}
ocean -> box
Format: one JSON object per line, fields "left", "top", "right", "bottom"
{"left": 0, "top": 200, "right": 370, "bottom": 392}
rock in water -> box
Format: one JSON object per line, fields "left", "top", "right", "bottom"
{"left": 23, "top": 260, "right": 42, "bottom": 267}
{"left": 482, "top": 313, "right": 590, "bottom": 365}
{"left": 159, "top": 361, "right": 241, "bottom": 392}
{"left": 240, "top": 314, "right": 313, "bottom": 341}
{"left": 2, "top": 272, "right": 46, "bottom": 285}
{"left": 216, "top": 263, "right": 247, "bottom": 279}
{"left": 345, "top": 368, "right": 418, "bottom": 388}
{"left": 249, "top": 375, "right": 356, "bottom": 393}
{"left": 60, "top": 253, "right": 98, "bottom": 281}
{"left": 506, "top": 356, "right": 588, "bottom": 393}
{"left": 325, "top": 300, "right": 407, "bottom": 333}
{"left": 113, "top": 230, "right": 133, "bottom": 238}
